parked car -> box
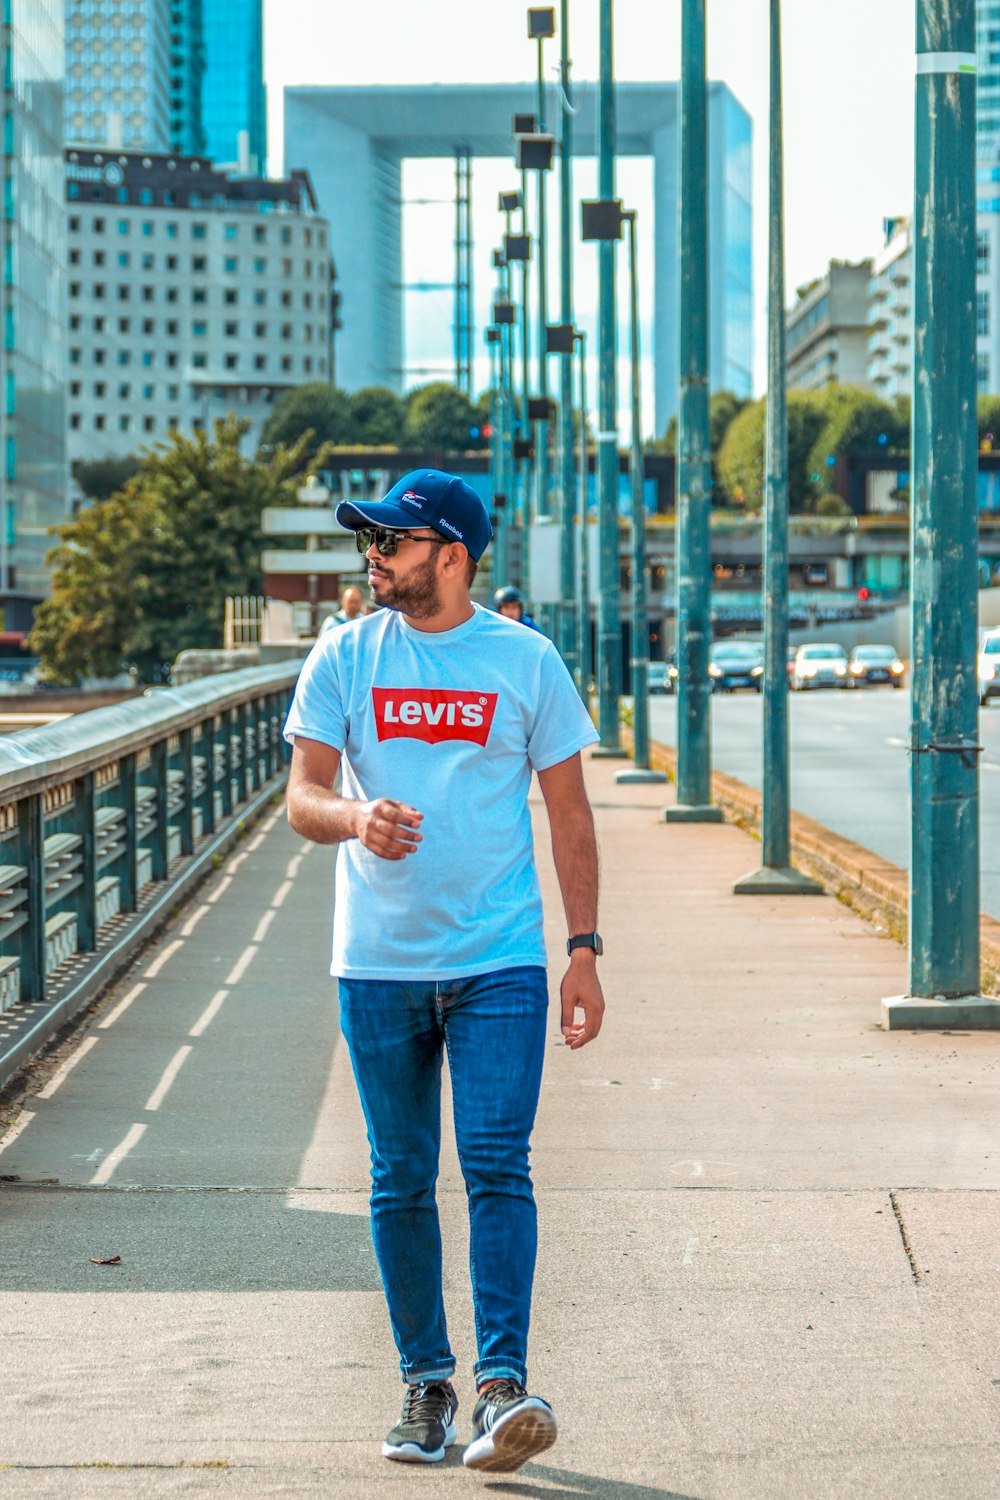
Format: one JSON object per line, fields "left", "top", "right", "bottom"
{"left": 790, "top": 643, "right": 849, "bottom": 691}
{"left": 978, "top": 629, "right": 1000, "bottom": 706}
{"left": 647, "top": 660, "right": 673, "bottom": 695}
{"left": 709, "top": 640, "right": 765, "bottom": 693}
{"left": 848, "top": 644, "right": 905, "bottom": 689}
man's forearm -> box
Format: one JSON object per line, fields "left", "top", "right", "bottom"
{"left": 549, "top": 806, "right": 599, "bottom": 934}
{"left": 286, "top": 784, "right": 360, "bottom": 846}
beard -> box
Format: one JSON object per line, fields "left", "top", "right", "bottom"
{"left": 369, "top": 550, "right": 443, "bottom": 619}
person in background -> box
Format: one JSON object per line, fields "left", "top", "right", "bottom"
{"left": 319, "top": 586, "right": 365, "bottom": 635}
{"left": 494, "top": 585, "right": 541, "bottom": 632}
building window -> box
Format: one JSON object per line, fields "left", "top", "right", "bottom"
{"left": 166, "top": 351, "right": 178, "bottom": 367}
{"left": 225, "top": 353, "right": 238, "bottom": 369}
{"left": 70, "top": 348, "right": 81, "bottom": 365}
{"left": 143, "top": 416, "right": 155, "bottom": 432}
{"left": 69, "top": 314, "right": 81, "bottom": 332}
{"left": 92, "top": 217, "right": 106, "bottom": 233}
{"left": 93, "top": 315, "right": 105, "bottom": 332}
{"left": 304, "top": 356, "right": 312, "bottom": 373}
{"left": 119, "top": 415, "right": 131, "bottom": 432}
{"left": 303, "top": 291, "right": 312, "bottom": 309}
{"left": 978, "top": 352, "right": 990, "bottom": 390}
{"left": 281, "top": 258, "right": 292, "bottom": 276}
{"left": 140, "top": 189, "right": 153, "bottom": 205}
{"left": 192, "top": 321, "right": 207, "bottom": 336}
{"left": 166, "top": 222, "right": 177, "bottom": 238}
{"left": 95, "top": 414, "right": 106, "bottom": 430}
{"left": 166, "top": 319, "right": 178, "bottom": 336}
{"left": 192, "top": 223, "right": 206, "bottom": 239}
{"left": 254, "top": 225, "right": 266, "bottom": 243}
{"left": 192, "top": 352, "right": 207, "bottom": 368}
{"left": 167, "top": 384, "right": 179, "bottom": 400}
{"left": 93, "top": 250, "right": 106, "bottom": 267}
{"left": 117, "top": 251, "right": 129, "bottom": 267}
{"left": 142, "top": 351, "right": 154, "bottom": 367}
{"left": 281, "top": 226, "right": 291, "bottom": 245}
{"left": 166, "top": 287, "right": 178, "bottom": 303}
{"left": 225, "top": 321, "right": 238, "bottom": 337}
{"left": 117, "top": 382, "right": 130, "bottom": 398}
{"left": 143, "top": 384, "right": 154, "bottom": 399}
{"left": 142, "top": 286, "right": 154, "bottom": 302}
{"left": 94, "top": 382, "right": 106, "bottom": 398}
{"left": 141, "top": 318, "right": 153, "bottom": 334}
{"left": 254, "top": 257, "right": 266, "bottom": 273}
{"left": 118, "top": 351, "right": 130, "bottom": 366}
{"left": 224, "top": 256, "right": 238, "bottom": 273}
{"left": 93, "top": 349, "right": 106, "bottom": 366}
{"left": 281, "top": 290, "right": 292, "bottom": 307}
{"left": 117, "top": 286, "right": 129, "bottom": 301}
{"left": 254, "top": 322, "right": 267, "bottom": 338}
{"left": 979, "top": 232, "right": 991, "bottom": 274}
{"left": 69, "top": 248, "right": 81, "bottom": 266}
{"left": 70, "top": 413, "right": 81, "bottom": 430}
{"left": 166, "top": 254, "right": 178, "bottom": 270}
{"left": 224, "top": 288, "right": 238, "bottom": 305}
{"left": 69, "top": 282, "right": 81, "bottom": 298}
{"left": 118, "top": 317, "right": 131, "bottom": 332}
{"left": 978, "top": 290, "right": 991, "bottom": 338}
{"left": 118, "top": 219, "right": 129, "bottom": 236}
{"left": 142, "top": 253, "right": 154, "bottom": 269}
{"left": 192, "top": 287, "right": 206, "bottom": 304}
{"left": 142, "top": 221, "right": 154, "bottom": 237}
{"left": 192, "top": 256, "right": 206, "bottom": 272}
{"left": 70, "top": 381, "right": 81, "bottom": 397}
{"left": 304, "top": 227, "right": 312, "bottom": 247}
{"left": 254, "top": 289, "right": 266, "bottom": 306}
{"left": 281, "top": 355, "right": 292, "bottom": 371}
{"left": 69, "top": 215, "right": 80, "bottom": 232}
{"left": 254, "top": 354, "right": 267, "bottom": 370}
{"left": 225, "top": 223, "right": 237, "bottom": 240}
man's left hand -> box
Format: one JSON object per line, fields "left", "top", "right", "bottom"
{"left": 559, "top": 959, "right": 605, "bottom": 1049}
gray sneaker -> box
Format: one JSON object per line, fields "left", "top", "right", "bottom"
{"left": 382, "top": 1380, "right": 458, "bottom": 1464}
{"left": 462, "top": 1379, "right": 557, "bottom": 1472}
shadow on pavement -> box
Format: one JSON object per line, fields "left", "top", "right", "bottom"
{"left": 481, "top": 1463, "right": 702, "bottom": 1499}
{"left": 0, "top": 1186, "right": 380, "bottom": 1294}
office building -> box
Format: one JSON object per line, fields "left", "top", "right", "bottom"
{"left": 65, "top": 149, "right": 332, "bottom": 461}
{"left": 3, "top": 0, "right": 67, "bottom": 617}
{"left": 65, "top": 0, "right": 172, "bottom": 151}
{"left": 867, "top": 218, "right": 913, "bottom": 400}
{"left": 786, "top": 260, "right": 872, "bottom": 393}
{"left": 169, "top": 0, "right": 207, "bottom": 157}
{"left": 201, "top": 0, "right": 266, "bottom": 172}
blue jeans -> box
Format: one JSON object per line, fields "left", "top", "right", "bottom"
{"left": 337, "top": 966, "right": 548, "bottom": 1389}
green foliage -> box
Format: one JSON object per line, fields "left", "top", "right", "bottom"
{"left": 402, "top": 382, "right": 485, "bottom": 451}
{"left": 652, "top": 390, "right": 748, "bottom": 464}
{"left": 30, "top": 417, "right": 309, "bottom": 685}
{"left": 259, "top": 382, "right": 351, "bottom": 458}
{"left": 348, "top": 386, "right": 405, "bottom": 445}
{"left": 978, "top": 394, "right": 1000, "bottom": 446}
{"left": 815, "top": 492, "right": 852, "bottom": 517}
{"left": 804, "top": 385, "right": 907, "bottom": 488}
{"left": 72, "top": 455, "right": 142, "bottom": 503}
{"left": 717, "top": 392, "right": 827, "bottom": 512}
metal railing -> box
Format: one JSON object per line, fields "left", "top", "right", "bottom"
{"left": 0, "top": 662, "right": 301, "bottom": 1092}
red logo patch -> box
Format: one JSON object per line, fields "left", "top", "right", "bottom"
{"left": 372, "top": 687, "right": 498, "bottom": 746}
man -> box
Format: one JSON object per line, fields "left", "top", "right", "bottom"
{"left": 283, "top": 467, "right": 604, "bottom": 1473}
{"left": 494, "top": 583, "right": 541, "bottom": 632}
{"left": 319, "top": 585, "right": 364, "bottom": 634}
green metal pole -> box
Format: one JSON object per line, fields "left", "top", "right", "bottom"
{"left": 595, "top": 0, "right": 625, "bottom": 754}
{"left": 519, "top": 176, "right": 533, "bottom": 594}
{"left": 886, "top": 0, "right": 994, "bottom": 1026}
{"left": 535, "top": 38, "right": 551, "bottom": 525}
{"left": 558, "top": 0, "right": 577, "bottom": 678}
{"left": 735, "top": 0, "right": 820, "bottom": 894}
{"left": 576, "top": 330, "right": 593, "bottom": 705}
{"left": 615, "top": 212, "right": 665, "bottom": 786}
{"left": 667, "top": 0, "right": 720, "bottom": 820}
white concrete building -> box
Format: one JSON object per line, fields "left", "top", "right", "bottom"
{"left": 66, "top": 149, "right": 333, "bottom": 461}
{"left": 786, "top": 260, "right": 872, "bottom": 392}
{"left": 867, "top": 217, "right": 913, "bottom": 401}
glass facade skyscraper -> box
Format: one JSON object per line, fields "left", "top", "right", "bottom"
{"left": 64, "top": 0, "right": 171, "bottom": 150}
{"left": 201, "top": 0, "right": 266, "bottom": 172}
{"left": 4, "top": 0, "right": 67, "bottom": 610}
{"left": 169, "top": 0, "right": 206, "bottom": 156}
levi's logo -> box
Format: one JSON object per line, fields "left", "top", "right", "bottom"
{"left": 372, "top": 687, "right": 498, "bottom": 746}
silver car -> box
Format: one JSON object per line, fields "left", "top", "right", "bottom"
{"left": 791, "top": 643, "right": 849, "bottom": 691}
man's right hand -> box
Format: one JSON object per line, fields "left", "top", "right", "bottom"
{"left": 354, "top": 799, "right": 424, "bottom": 860}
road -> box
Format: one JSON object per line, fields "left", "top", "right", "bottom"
{"left": 649, "top": 686, "right": 1000, "bottom": 920}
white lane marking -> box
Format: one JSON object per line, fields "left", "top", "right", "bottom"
{"left": 144, "top": 939, "right": 183, "bottom": 978}
{"left": 228, "top": 851, "right": 250, "bottom": 872}
{"left": 206, "top": 875, "right": 234, "bottom": 905}
{"left": 90, "top": 1122, "right": 147, "bottom": 1184}
{"left": 683, "top": 1236, "right": 700, "bottom": 1265}
{"left": 144, "top": 1045, "right": 193, "bottom": 1112}
{"left": 35, "top": 1036, "right": 99, "bottom": 1099}
{"left": 0, "top": 1108, "right": 35, "bottom": 1155}
{"left": 271, "top": 879, "right": 294, "bottom": 909}
{"left": 181, "top": 903, "right": 211, "bottom": 937}
{"left": 247, "top": 832, "right": 266, "bottom": 852}
{"left": 98, "top": 981, "right": 146, "bottom": 1030}
{"left": 189, "top": 988, "right": 228, "bottom": 1038}
{"left": 286, "top": 854, "right": 304, "bottom": 878}
{"left": 252, "top": 908, "right": 276, "bottom": 943}
{"left": 225, "top": 945, "right": 258, "bottom": 985}
{"left": 886, "top": 736, "right": 907, "bottom": 748}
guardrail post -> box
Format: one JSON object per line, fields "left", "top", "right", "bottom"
{"left": 196, "top": 721, "right": 215, "bottom": 838}
{"left": 14, "top": 794, "right": 46, "bottom": 1002}
{"left": 234, "top": 705, "right": 248, "bottom": 806}
{"left": 216, "top": 713, "right": 233, "bottom": 819}
{"left": 119, "top": 753, "right": 138, "bottom": 912}
{"left": 69, "top": 772, "right": 97, "bottom": 951}
{"left": 178, "top": 728, "right": 194, "bottom": 857}
{"left": 148, "top": 739, "right": 169, "bottom": 882}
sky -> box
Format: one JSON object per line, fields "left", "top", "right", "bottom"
{"left": 263, "top": 0, "right": 916, "bottom": 431}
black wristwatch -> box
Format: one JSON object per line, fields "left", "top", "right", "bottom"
{"left": 567, "top": 932, "right": 603, "bottom": 957}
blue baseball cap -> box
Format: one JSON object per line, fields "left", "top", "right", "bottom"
{"left": 336, "top": 468, "right": 494, "bottom": 562}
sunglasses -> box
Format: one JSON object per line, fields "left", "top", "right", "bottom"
{"left": 355, "top": 526, "right": 448, "bottom": 558}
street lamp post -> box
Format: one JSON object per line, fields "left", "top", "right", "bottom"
{"left": 574, "top": 328, "right": 593, "bottom": 705}
{"left": 666, "top": 0, "right": 721, "bottom": 821}
{"left": 528, "top": 9, "right": 555, "bottom": 524}
{"left": 593, "top": 0, "right": 625, "bottom": 756}
{"left": 883, "top": 0, "right": 999, "bottom": 1027}
{"left": 734, "top": 0, "right": 820, "bottom": 895}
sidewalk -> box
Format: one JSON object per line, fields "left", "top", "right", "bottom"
{"left": 0, "top": 761, "right": 998, "bottom": 1499}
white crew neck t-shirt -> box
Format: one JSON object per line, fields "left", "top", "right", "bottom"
{"left": 283, "top": 603, "right": 599, "bottom": 981}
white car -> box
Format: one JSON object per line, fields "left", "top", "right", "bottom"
{"left": 978, "top": 630, "right": 1000, "bottom": 706}
{"left": 791, "top": 643, "right": 850, "bottom": 691}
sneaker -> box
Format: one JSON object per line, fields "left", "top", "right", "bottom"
{"left": 381, "top": 1380, "right": 458, "bottom": 1464}
{"left": 462, "top": 1379, "right": 557, "bottom": 1472}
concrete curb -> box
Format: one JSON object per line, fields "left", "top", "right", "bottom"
{"left": 623, "top": 727, "right": 1000, "bottom": 993}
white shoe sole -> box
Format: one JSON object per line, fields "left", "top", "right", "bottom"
{"left": 382, "top": 1417, "right": 457, "bottom": 1463}
{"left": 462, "top": 1399, "right": 557, "bottom": 1472}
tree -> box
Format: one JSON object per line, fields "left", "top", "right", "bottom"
{"left": 979, "top": 394, "right": 1000, "bottom": 447}
{"left": 805, "top": 386, "right": 907, "bottom": 490}
{"left": 31, "top": 417, "right": 309, "bottom": 685}
{"left": 402, "top": 382, "right": 484, "bottom": 451}
{"left": 348, "top": 386, "right": 405, "bottom": 445}
{"left": 72, "top": 455, "right": 142, "bottom": 504}
{"left": 653, "top": 389, "right": 748, "bottom": 459}
{"left": 716, "top": 392, "right": 827, "bottom": 512}
{"left": 259, "top": 382, "right": 351, "bottom": 458}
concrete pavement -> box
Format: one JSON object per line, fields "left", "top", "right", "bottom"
{"left": 0, "top": 765, "right": 998, "bottom": 1498}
